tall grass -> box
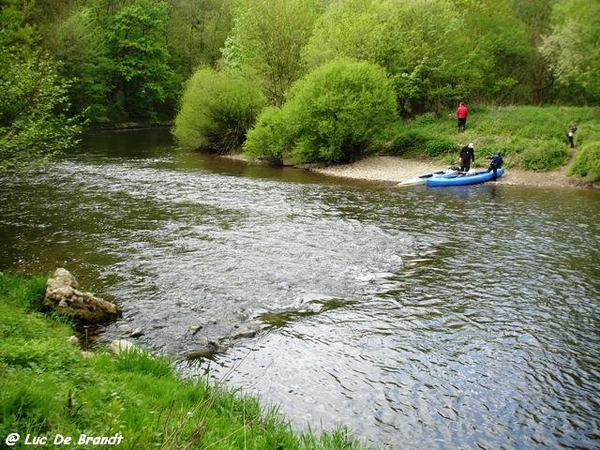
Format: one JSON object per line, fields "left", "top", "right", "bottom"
{"left": 0, "top": 273, "right": 372, "bottom": 450}
{"left": 386, "top": 105, "right": 600, "bottom": 180}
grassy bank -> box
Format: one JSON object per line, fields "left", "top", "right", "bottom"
{"left": 385, "top": 106, "right": 600, "bottom": 181}
{"left": 0, "top": 273, "right": 370, "bottom": 450}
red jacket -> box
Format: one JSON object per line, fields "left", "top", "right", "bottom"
{"left": 456, "top": 104, "right": 468, "bottom": 119}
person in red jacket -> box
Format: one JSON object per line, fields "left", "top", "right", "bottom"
{"left": 456, "top": 102, "right": 468, "bottom": 132}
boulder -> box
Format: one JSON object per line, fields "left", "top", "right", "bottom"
{"left": 43, "top": 268, "right": 121, "bottom": 324}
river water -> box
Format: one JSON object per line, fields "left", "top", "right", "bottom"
{"left": 0, "top": 129, "right": 598, "bottom": 449}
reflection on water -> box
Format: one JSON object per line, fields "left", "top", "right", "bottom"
{"left": 0, "top": 129, "right": 599, "bottom": 449}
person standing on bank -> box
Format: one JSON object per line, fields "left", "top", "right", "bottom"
{"left": 459, "top": 143, "right": 475, "bottom": 172}
{"left": 486, "top": 152, "right": 504, "bottom": 180}
{"left": 456, "top": 102, "right": 468, "bottom": 132}
{"left": 567, "top": 121, "right": 577, "bottom": 148}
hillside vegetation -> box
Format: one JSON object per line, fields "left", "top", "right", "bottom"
{"left": 2, "top": 0, "right": 599, "bottom": 171}
{"left": 384, "top": 106, "right": 600, "bottom": 181}
{"left": 0, "top": 273, "right": 369, "bottom": 450}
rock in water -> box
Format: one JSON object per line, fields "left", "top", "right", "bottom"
{"left": 43, "top": 268, "right": 121, "bottom": 324}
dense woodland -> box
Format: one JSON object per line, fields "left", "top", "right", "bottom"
{"left": 1, "top": 0, "right": 599, "bottom": 170}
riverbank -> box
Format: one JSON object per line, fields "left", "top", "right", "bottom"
{"left": 307, "top": 156, "right": 599, "bottom": 189}
{"left": 0, "top": 273, "right": 369, "bottom": 450}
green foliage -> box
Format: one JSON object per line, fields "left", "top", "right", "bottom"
{"left": 246, "top": 58, "right": 398, "bottom": 164}
{"left": 0, "top": 273, "right": 371, "bottom": 449}
{"left": 387, "top": 131, "right": 427, "bottom": 156}
{"left": 103, "top": 0, "right": 179, "bottom": 121}
{"left": 539, "top": 0, "right": 600, "bottom": 102}
{"left": 0, "top": 50, "right": 82, "bottom": 171}
{"left": 243, "top": 106, "right": 295, "bottom": 164}
{"left": 568, "top": 120, "right": 600, "bottom": 181}
{"left": 223, "top": 0, "right": 322, "bottom": 106}
{"left": 303, "top": 0, "right": 472, "bottom": 114}
{"left": 424, "top": 137, "right": 457, "bottom": 158}
{"left": 173, "top": 67, "right": 266, "bottom": 152}
{"left": 49, "top": 8, "right": 113, "bottom": 123}
{"left": 569, "top": 142, "right": 600, "bottom": 180}
{"left": 167, "top": 0, "right": 235, "bottom": 73}
{"left": 518, "top": 141, "right": 570, "bottom": 171}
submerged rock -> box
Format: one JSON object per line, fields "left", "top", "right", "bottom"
{"left": 43, "top": 268, "right": 121, "bottom": 324}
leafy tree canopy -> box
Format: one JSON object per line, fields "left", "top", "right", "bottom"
{"left": 173, "top": 67, "right": 266, "bottom": 153}
{"left": 222, "top": 0, "right": 323, "bottom": 106}
{"left": 244, "top": 58, "right": 398, "bottom": 164}
{"left": 539, "top": 0, "right": 600, "bottom": 102}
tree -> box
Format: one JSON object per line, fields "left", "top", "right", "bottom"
{"left": 0, "top": 50, "right": 81, "bottom": 170}
{"left": 508, "top": 0, "right": 557, "bottom": 103}
{"left": 303, "top": 0, "right": 472, "bottom": 115}
{"left": 49, "top": 8, "right": 113, "bottom": 123}
{"left": 539, "top": 0, "right": 600, "bottom": 103}
{"left": 244, "top": 58, "right": 398, "bottom": 164}
{"left": 167, "top": 0, "right": 235, "bottom": 75}
{"left": 103, "top": 0, "right": 179, "bottom": 121}
{"left": 172, "top": 67, "right": 266, "bottom": 152}
{"left": 222, "top": 0, "right": 322, "bottom": 106}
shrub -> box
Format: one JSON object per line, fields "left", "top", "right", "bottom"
{"left": 289, "top": 58, "right": 398, "bottom": 164}
{"left": 424, "top": 137, "right": 456, "bottom": 157}
{"left": 387, "top": 131, "right": 428, "bottom": 156}
{"left": 568, "top": 142, "right": 600, "bottom": 181}
{"left": 519, "top": 140, "right": 570, "bottom": 171}
{"left": 172, "top": 68, "right": 266, "bottom": 153}
{"left": 243, "top": 106, "right": 295, "bottom": 164}
{"left": 246, "top": 58, "right": 398, "bottom": 165}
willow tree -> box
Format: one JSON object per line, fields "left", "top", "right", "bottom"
{"left": 222, "top": 0, "right": 323, "bottom": 106}
{"left": 244, "top": 58, "right": 398, "bottom": 164}
{"left": 173, "top": 67, "right": 266, "bottom": 153}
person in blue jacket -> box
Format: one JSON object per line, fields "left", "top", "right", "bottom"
{"left": 486, "top": 152, "right": 503, "bottom": 180}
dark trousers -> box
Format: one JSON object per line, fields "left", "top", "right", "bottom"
{"left": 457, "top": 118, "right": 466, "bottom": 132}
{"left": 460, "top": 159, "right": 471, "bottom": 172}
{"left": 488, "top": 165, "right": 500, "bottom": 180}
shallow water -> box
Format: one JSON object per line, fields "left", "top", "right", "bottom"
{"left": 0, "top": 129, "right": 598, "bottom": 449}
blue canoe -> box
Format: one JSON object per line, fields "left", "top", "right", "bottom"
{"left": 397, "top": 168, "right": 459, "bottom": 186}
{"left": 426, "top": 168, "right": 504, "bottom": 187}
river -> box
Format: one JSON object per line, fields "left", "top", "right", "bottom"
{"left": 0, "top": 129, "right": 598, "bottom": 449}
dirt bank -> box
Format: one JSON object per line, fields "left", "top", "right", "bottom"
{"left": 308, "top": 156, "right": 597, "bottom": 189}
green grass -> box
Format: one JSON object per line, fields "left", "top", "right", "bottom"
{"left": 0, "top": 273, "right": 371, "bottom": 450}
{"left": 385, "top": 105, "right": 600, "bottom": 181}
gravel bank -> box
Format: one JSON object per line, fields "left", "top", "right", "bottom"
{"left": 308, "top": 156, "right": 597, "bottom": 189}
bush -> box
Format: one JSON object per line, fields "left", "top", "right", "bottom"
{"left": 243, "top": 106, "right": 295, "bottom": 164}
{"left": 172, "top": 68, "right": 266, "bottom": 153}
{"left": 568, "top": 142, "right": 600, "bottom": 181}
{"left": 0, "top": 51, "right": 82, "bottom": 171}
{"left": 519, "top": 140, "right": 570, "bottom": 171}
{"left": 245, "top": 58, "right": 398, "bottom": 165}
{"left": 424, "top": 137, "right": 456, "bottom": 157}
{"left": 387, "top": 131, "right": 428, "bottom": 156}
{"left": 291, "top": 58, "right": 398, "bottom": 164}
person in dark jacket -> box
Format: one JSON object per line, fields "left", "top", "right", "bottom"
{"left": 459, "top": 143, "right": 475, "bottom": 172}
{"left": 486, "top": 152, "right": 504, "bottom": 180}
{"left": 567, "top": 121, "right": 577, "bottom": 148}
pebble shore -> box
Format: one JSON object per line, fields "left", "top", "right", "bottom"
{"left": 309, "top": 156, "right": 593, "bottom": 189}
